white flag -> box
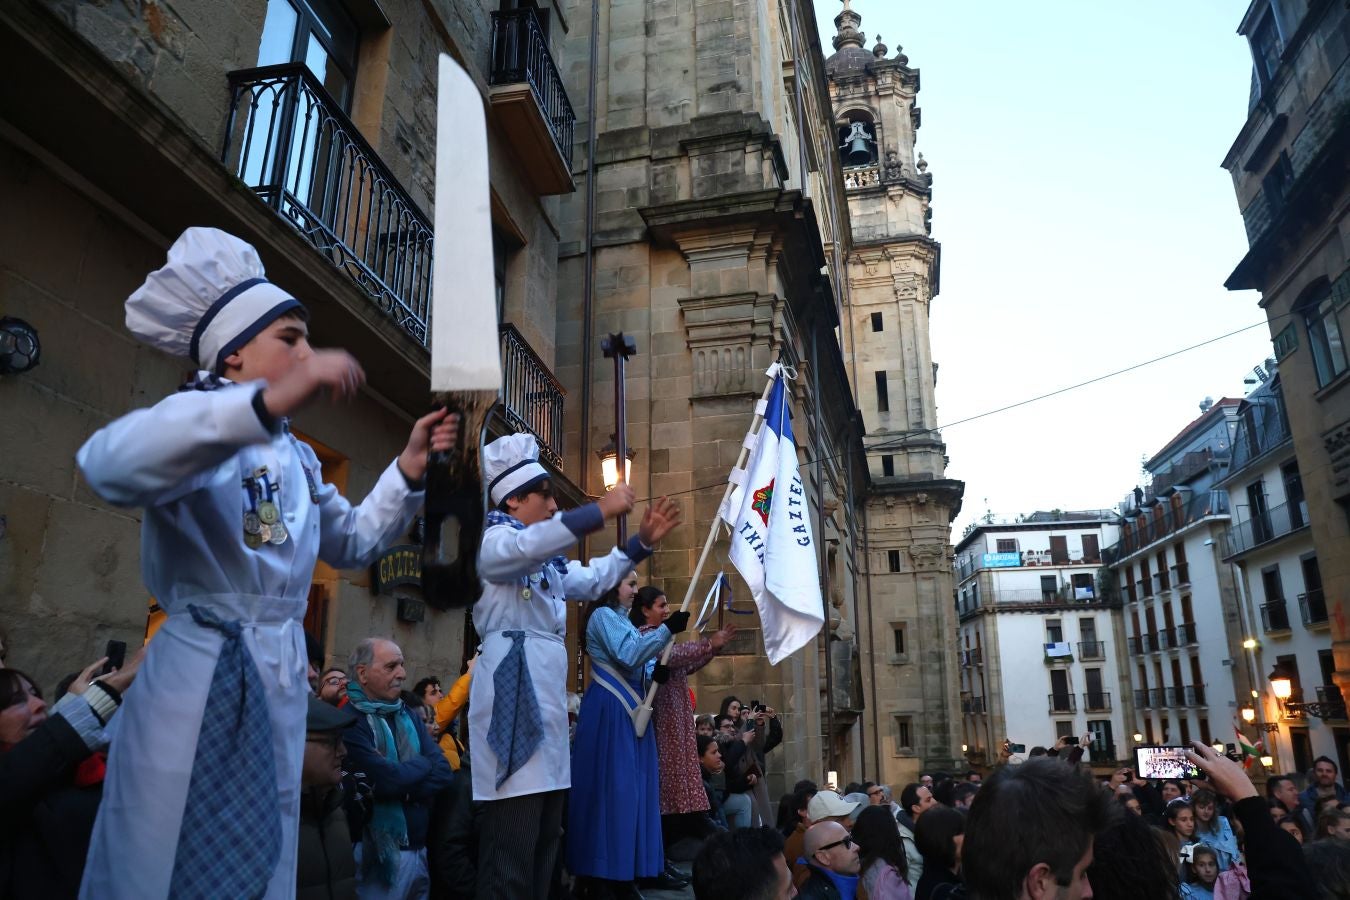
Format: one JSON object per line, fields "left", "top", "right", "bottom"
{"left": 721, "top": 373, "right": 823, "bottom": 664}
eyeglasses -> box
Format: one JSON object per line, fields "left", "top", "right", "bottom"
{"left": 867, "top": 789, "right": 884, "bottom": 797}
{"left": 817, "top": 836, "right": 855, "bottom": 852}
{"left": 323, "top": 675, "right": 348, "bottom": 686}
{"left": 306, "top": 733, "right": 345, "bottom": 750}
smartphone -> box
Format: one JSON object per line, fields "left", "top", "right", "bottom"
{"left": 749, "top": 699, "right": 762, "bottom": 712}
{"left": 1133, "top": 745, "right": 1203, "bottom": 780}
{"left": 1007, "top": 742, "right": 1027, "bottom": 755}
{"left": 101, "top": 639, "right": 127, "bottom": 676}
{"left": 1063, "top": 735, "right": 1080, "bottom": 745}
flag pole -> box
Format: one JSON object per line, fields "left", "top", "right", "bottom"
{"left": 632, "top": 362, "right": 783, "bottom": 737}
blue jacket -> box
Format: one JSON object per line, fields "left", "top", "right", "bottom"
{"left": 1194, "top": 814, "right": 1239, "bottom": 871}
{"left": 1299, "top": 781, "right": 1349, "bottom": 819}
{"left": 344, "top": 705, "right": 454, "bottom": 850}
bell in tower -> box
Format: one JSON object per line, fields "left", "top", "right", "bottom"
{"left": 841, "top": 121, "right": 875, "bottom": 165}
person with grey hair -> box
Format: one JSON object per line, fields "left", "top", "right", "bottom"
{"left": 343, "top": 637, "right": 453, "bottom": 899}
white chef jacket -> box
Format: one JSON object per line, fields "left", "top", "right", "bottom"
{"left": 469, "top": 510, "right": 642, "bottom": 801}
{"left": 74, "top": 381, "right": 423, "bottom": 900}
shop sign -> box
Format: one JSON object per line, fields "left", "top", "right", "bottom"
{"left": 981, "top": 551, "right": 1021, "bottom": 568}
{"left": 373, "top": 545, "right": 422, "bottom": 594}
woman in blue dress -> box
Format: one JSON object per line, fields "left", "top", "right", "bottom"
{"left": 567, "top": 572, "right": 689, "bottom": 898}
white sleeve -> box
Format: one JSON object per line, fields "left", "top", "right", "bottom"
{"left": 478, "top": 518, "right": 579, "bottom": 583}
{"left": 316, "top": 458, "right": 424, "bottom": 570}
{"left": 560, "top": 546, "right": 640, "bottom": 602}
{"left": 76, "top": 387, "right": 274, "bottom": 507}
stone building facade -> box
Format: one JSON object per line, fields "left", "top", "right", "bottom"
{"left": 824, "top": 2, "right": 965, "bottom": 781}
{"left": 1221, "top": 0, "right": 1350, "bottom": 742}
{"left": 0, "top": 0, "right": 580, "bottom": 692}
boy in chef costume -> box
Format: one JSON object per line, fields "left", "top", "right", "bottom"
{"left": 76, "top": 226, "right": 456, "bottom": 899}
{"left": 471, "top": 433, "right": 686, "bottom": 898}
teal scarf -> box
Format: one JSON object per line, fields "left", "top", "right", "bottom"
{"left": 346, "top": 683, "right": 422, "bottom": 886}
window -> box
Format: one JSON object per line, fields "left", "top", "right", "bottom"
{"left": 1049, "top": 535, "right": 1069, "bottom": 564}
{"left": 1071, "top": 573, "right": 1095, "bottom": 598}
{"left": 887, "top": 550, "right": 901, "bottom": 573}
{"left": 871, "top": 312, "right": 883, "bottom": 332}
{"left": 875, "top": 371, "right": 889, "bottom": 412}
{"left": 1247, "top": 480, "right": 1273, "bottom": 544}
{"left": 1081, "top": 534, "right": 1100, "bottom": 563}
{"left": 1199, "top": 717, "right": 1211, "bottom": 746}
{"left": 881, "top": 455, "right": 894, "bottom": 477}
{"left": 498, "top": 0, "right": 550, "bottom": 38}
{"left": 1178, "top": 718, "right": 1191, "bottom": 746}
{"left": 1262, "top": 565, "right": 1285, "bottom": 604}
{"left": 1251, "top": 9, "right": 1282, "bottom": 85}
{"left": 257, "top": 0, "right": 360, "bottom": 107}
{"left": 1041, "top": 576, "right": 1059, "bottom": 601}
{"left": 1055, "top": 720, "right": 1075, "bottom": 739}
{"left": 1262, "top": 151, "right": 1293, "bottom": 214}
{"left": 1301, "top": 285, "right": 1348, "bottom": 387}
{"left": 895, "top": 716, "right": 914, "bottom": 755}
{"left": 893, "top": 626, "right": 906, "bottom": 656}
{"left": 996, "top": 539, "right": 1018, "bottom": 553}
{"left": 1079, "top": 618, "right": 1098, "bottom": 644}
{"left": 1283, "top": 462, "right": 1306, "bottom": 529}
{"left": 1046, "top": 618, "right": 1064, "bottom": 644}
{"left": 1087, "top": 720, "right": 1113, "bottom": 758}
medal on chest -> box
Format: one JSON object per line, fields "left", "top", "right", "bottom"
{"left": 241, "top": 464, "right": 289, "bottom": 549}
{"left": 519, "top": 567, "right": 554, "bottom": 602}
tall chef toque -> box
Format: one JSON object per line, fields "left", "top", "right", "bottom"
{"left": 484, "top": 433, "right": 550, "bottom": 506}
{"left": 125, "top": 227, "right": 306, "bottom": 374}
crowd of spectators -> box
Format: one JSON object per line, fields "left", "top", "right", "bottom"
{"left": 6, "top": 623, "right": 1350, "bottom": 900}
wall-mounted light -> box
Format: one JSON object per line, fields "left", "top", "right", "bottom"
{"left": 1241, "top": 706, "right": 1256, "bottom": 724}
{"left": 1259, "top": 755, "right": 1274, "bottom": 768}
{"left": 1242, "top": 638, "right": 1258, "bottom": 650}
{"left": 1269, "top": 663, "right": 1294, "bottom": 701}
{"left": 0, "top": 317, "right": 40, "bottom": 375}
{"left": 1133, "top": 732, "right": 1144, "bottom": 743}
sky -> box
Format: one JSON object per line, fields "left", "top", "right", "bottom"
{"left": 812, "top": 1, "right": 1272, "bottom": 533}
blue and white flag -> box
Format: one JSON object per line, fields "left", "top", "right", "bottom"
{"left": 719, "top": 373, "right": 823, "bottom": 665}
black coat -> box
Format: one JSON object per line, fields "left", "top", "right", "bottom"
{"left": 297, "top": 786, "right": 357, "bottom": 900}
{"left": 0, "top": 712, "right": 102, "bottom": 899}
{"left": 1230, "top": 795, "right": 1314, "bottom": 899}
{"left": 427, "top": 761, "right": 479, "bottom": 900}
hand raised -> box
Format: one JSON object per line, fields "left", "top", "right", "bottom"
{"left": 709, "top": 624, "right": 737, "bottom": 650}
{"left": 638, "top": 496, "right": 682, "bottom": 546}
{"left": 1185, "top": 741, "right": 1258, "bottom": 802}
{"left": 598, "top": 484, "right": 635, "bottom": 520}
{"left": 263, "top": 349, "right": 365, "bottom": 417}
{"left": 398, "top": 408, "right": 460, "bottom": 482}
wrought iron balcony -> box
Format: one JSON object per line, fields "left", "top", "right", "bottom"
{"left": 498, "top": 324, "right": 565, "bottom": 468}
{"left": 1185, "top": 685, "right": 1206, "bottom": 707}
{"left": 223, "top": 64, "right": 432, "bottom": 345}
{"left": 961, "top": 696, "right": 987, "bottom": 715}
{"left": 489, "top": 8, "right": 576, "bottom": 195}
{"left": 1225, "top": 500, "right": 1307, "bottom": 558}
{"left": 1084, "top": 691, "right": 1112, "bottom": 712}
{"left": 1049, "top": 693, "right": 1077, "bottom": 714}
{"left": 1156, "top": 629, "right": 1173, "bottom": 651}
{"left": 1164, "top": 685, "right": 1186, "bottom": 706}
{"left": 1175, "top": 622, "right": 1197, "bottom": 646}
{"left": 1134, "top": 688, "right": 1151, "bottom": 709}
{"left": 1300, "top": 589, "right": 1329, "bottom": 626}
{"left": 1261, "top": 599, "right": 1291, "bottom": 632}
{"left": 1078, "top": 640, "right": 1106, "bottom": 661}
{"left": 1171, "top": 562, "right": 1190, "bottom": 586}
{"left": 1127, "top": 636, "right": 1141, "bottom": 655}
{"left": 1149, "top": 688, "right": 1167, "bottom": 707}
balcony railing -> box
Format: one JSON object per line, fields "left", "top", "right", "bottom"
{"left": 1106, "top": 491, "right": 1230, "bottom": 560}
{"left": 223, "top": 64, "right": 433, "bottom": 345}
{"left": 1134, "top": 688, "right": 1151, "bottom": 709}
{"left": 1149, "top": 688, "right": 1167, "bottom": 707}
{"left": 1171, "top": 562, "right": 1190, "bottom": 586}
{"left": 1185, "top": 685, "right": 1206, "bottom": 707}
{"left": 1049, "top": 693, "right": 1077, "bottom": 714}
{"left": 1155, "top": 571, "right": 1171, "bottom": 592}
{"left": 962, "top": 696, "right": 987, "bottom": 715}
{"left": 1156, "top": 629, "right": 1173, "bottom": 651}
{"left": 1084, "top": 691, "right": 1112, "bottom": 712}
{"left": 1141, "top": 632, "right": 1157, "bottom": 653}
{"left": 499, "top": 324, "right": 566, "bottom": 468}
{"left": 1175, "top": 622, "right": 1197, "bottom": 646}
{"left": 489, "top": 8, "right": 576, "bottom": 168}
{"left": 1078, "top": 641, "right": 1106, "bottom": 661}
{"left": 1127, "top": 636, "right": 1141, "bottom": 655}
{"left": 1089, "top": 746, "right": 1118, "bottom": 764}
{"left": 1261, "top": 599, "right": 1291, "bottom": 632}
{"left": 1300, "top": 589, "right": 1329, "bottom": 626}
{"left": 1226, "top": 500, "right": 1308, "bottom": 557}
{"left": 843, "top": 164, "right": 882, "bottom": 189}
{"left": 959, "top": 647, "right": 984, "bottom": 668}
{"left": 1164, "top": 685, "right": 1186, "bottom": 706}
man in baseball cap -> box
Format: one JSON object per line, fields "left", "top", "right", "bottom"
{"left": 298, "top": 695, "right": 359, "bottom": 898}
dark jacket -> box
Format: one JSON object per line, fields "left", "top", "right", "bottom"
{"left": 1298, "top": 780, "right": 1349, "bottom": 817}
{"left": 0, "top": 711, "right": 102, "bottom": 899}
{"left": 297, "top": 786, "right": 357, "bottom": 900}
{"left": 1230, "top": 794, "right": 1315, "bottom": 899}
{"left": 428, "top": 761, "right": 479, "bottom": 900}
{"left": 343, "top": 703, "right": 455, "bottom": 850}
{"left": 721, "top": 736, "right": 756, "bottom": 795}
{"left": 796, "top": 865, "right": 852, "bottom": 900}
{"left": 916, "top": 865, "right": 961, "bottom": 900}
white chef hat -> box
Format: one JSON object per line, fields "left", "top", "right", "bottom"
{"left": 125, "top": 227, "right": 306, "bottom": 373}
{"left": 483, "top": 433, "right": 550, "bottom": 506}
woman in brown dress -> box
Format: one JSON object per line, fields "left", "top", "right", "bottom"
{"left": 631, "top": 586, "right": 735, "bottom": 849}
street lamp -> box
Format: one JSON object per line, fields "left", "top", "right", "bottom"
{"left": 1241, "top": 706, "right": 1256, "bottom": 724}
{"left": 596, "top": 439, "right": 635, "bottom": 491}
{"left": 1133, "top": 732, "right": 1144, "bottom": 744}
{"left": 1269, "top": 663, "right": 1294, "bottom": 701}
{"left": 1259, "top": 755, "right": 1275, "bottom": 768}
{"left": 1267, "top": 660, "right": 1347, "bottom": 719}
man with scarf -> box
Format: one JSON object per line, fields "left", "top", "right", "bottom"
{"left": 470, "top": 433, "right": 682, "bottom": 899}
{"left": 343, "top": 638, "right": 454, "bottom": 899}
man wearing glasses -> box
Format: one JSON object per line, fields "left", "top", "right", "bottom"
{"left": 797, "top": 821, "right": 862, "bottom": 900}
{"left": 318, "top": 667, "right": 349, "bottom": 707}
{"left": 298, "top": 695, "right": 359, "bottom": 898}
